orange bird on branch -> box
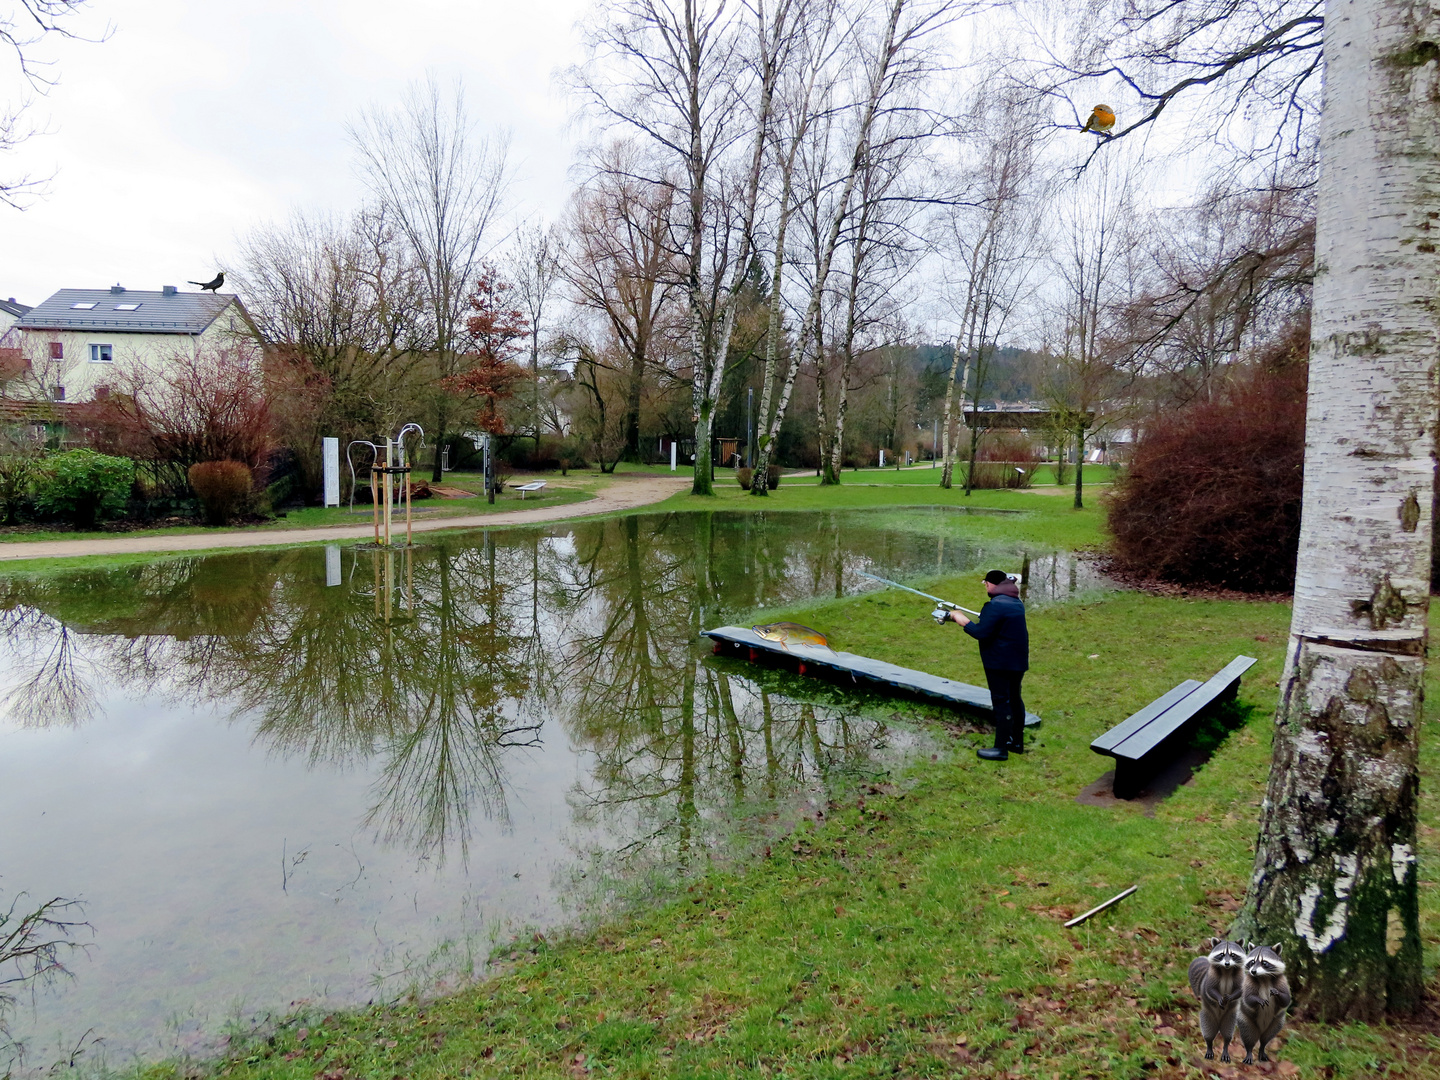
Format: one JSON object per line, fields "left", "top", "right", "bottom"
{"left": 1082, "top": 104, "right": 1116, "bottom": 134}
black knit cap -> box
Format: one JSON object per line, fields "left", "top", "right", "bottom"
{"left": 982, "top": 569, "right": 1011, "bottom": 585}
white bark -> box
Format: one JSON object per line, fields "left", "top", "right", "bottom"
{"left": 1238, "top": 0, "right": 1439, "bottom": 1019}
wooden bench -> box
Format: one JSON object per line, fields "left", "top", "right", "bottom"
{"left": 702, "top": 625, "right": 1041, "bottom": 728}
{"left": 1091, "top": 655, "right": 1257, "bottom": 799}
{"left": 514, "top": 481, "right": 547, "bottom": 499}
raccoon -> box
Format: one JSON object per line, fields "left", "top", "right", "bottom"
{"left": 1237, "top": 943, "right": 1291, "bottom": 1064}
{"left": 1187, "top": 938, "right": 1245, "bottom": 1061}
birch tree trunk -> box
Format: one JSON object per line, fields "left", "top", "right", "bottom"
{"left": 938, "top": 338, "right": 964, "bottom": 490}
{"left": 692, "top": 0, "right": 789, "bottom": 495}
{"left": 752, "top": 0, "right": 906, "bottom": 491}
{"left": 1234, "top": 0, "right": 1439, "bottom": 1019}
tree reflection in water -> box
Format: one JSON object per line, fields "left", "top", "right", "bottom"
{"left": 0, "top": 510, "right": 1033, "bottom": 875}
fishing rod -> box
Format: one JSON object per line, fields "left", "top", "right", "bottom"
{"left": 857, "top": 570, "right": 983, "bottom": 622}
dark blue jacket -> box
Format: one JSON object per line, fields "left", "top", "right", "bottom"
{"left": 963, "top": 593, "right": 1029, "bottom": 672}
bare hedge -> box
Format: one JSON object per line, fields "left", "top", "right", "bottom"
{"left": 1106, "top": 354, "right": 1307, "bottom": 593}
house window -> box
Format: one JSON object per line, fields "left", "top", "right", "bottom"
{"left": 89, "top": 344, "right": 114, "bottom": 364}
{"left": 113, "top": 303, "right": 141, "bottom": 311}
{"left": 49, "top": 341, "right": 63, "bottom": 360}
{"left": 93, "top": 385, "right": 111, "bottom": 401}
{"left": 69, "top": 302, "right": 97, "bottom": 310}
{"left": 51, "top": 385, "right": 65, "bottom": 402}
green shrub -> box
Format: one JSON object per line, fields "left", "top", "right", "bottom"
{"left": 32, "top": 449, "right": 135, "bottom": 529}
{"left": 736, "top": 467, "right": 753, "bottom": 490}
{"left": 0, "top": 438, "right": 43, "bottom": 524}
{"left": 189, "top": 460, "right": 254, "bottom": 525}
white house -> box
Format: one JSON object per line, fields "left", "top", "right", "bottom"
{"left": 1, "top": 284, "right": 255, "bottom": 403}
{"left": 0, "top": 297, "right": 31, "bottom": 337}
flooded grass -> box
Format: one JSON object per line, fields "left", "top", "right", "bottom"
{"left": 0, "top": 507, "right": 1056, "bottom": 1068}
{"left": 14, "top": 496, "right": 1437, "bottom": 1077}
{"left": 121, "top": 594, "right": 1440, "bottom": 1080}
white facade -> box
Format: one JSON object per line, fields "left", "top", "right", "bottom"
{"left": 1, "top": 287, "right": 257, "bottom": 403}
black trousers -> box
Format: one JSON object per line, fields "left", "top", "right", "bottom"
{"left": 983, "top": 668, "right": 1026, "bottom": 749}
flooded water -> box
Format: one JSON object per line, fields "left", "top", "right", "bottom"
{"left": 0, "top": 508, "right": 1103, "bottom": 1069}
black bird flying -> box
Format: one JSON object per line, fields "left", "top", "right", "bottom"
{"left": 189, "top": 272, "right": 224, "bottom": 292}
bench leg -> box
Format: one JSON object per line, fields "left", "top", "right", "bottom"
{"left": 1112, "top": 760, "right": 1143, "bottom": 800}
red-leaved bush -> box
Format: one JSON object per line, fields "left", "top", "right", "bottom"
{"left": 189, "top": 460, "right": 254, "bottom": 525}
{"left": 92, "top": 346, "right": 275, "bottom": 495}
{"left": 1106, "top": 348, "right": 1307, "bottom": 593}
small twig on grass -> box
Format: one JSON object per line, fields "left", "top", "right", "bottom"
{"left": 1063, "top": 884, "right": 1139, "bottom": 928}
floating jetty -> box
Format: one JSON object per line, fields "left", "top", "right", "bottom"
{"left": 702, "top": 625, "right": 1040, "bottom": 728}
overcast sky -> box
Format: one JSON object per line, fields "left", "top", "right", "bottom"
{"left": 2, "top": 0, "right": 589, "bottom": 306}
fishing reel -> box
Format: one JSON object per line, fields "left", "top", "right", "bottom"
{"left": 932, "top": 607, "right": 954, "bottom": 625}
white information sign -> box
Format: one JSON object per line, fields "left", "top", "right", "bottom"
{"left": 322, "top": 437, "right": 340, "bottom": 507}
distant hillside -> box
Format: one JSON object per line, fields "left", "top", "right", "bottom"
{"left": 912, "top": 343, "right": 1043, "bottom": 412}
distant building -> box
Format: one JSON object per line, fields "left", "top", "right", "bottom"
{"left": 0, "top": 297, "right": 31, "bottom": 337}
{"left": 0, "top": 284, "right": 255, "bottom": 404}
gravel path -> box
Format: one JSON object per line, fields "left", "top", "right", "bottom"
{"left": 0, "top": 475, "right": 690, "bottom": 563}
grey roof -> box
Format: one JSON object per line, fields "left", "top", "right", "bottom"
{"left": 16, "top": 288, "right": 239, "bottom": 335}
{"left": 0, "top": 297, "right": 31, "bottom": 318}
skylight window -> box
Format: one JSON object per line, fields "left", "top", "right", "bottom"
{"left": 113, "top": 303, "right": 142, "bottom": 311}
{"left": 70, "top": 302, "right": 97, "bottom": 310}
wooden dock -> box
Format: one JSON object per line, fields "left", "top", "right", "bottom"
{"left": 702, "top": 625, "right": 1041, "bottom": 727}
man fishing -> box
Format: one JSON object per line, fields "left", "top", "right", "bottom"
{"left": 942, "top": 569, "right": 1029, "bottom": 761}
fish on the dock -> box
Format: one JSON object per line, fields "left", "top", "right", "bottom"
{"left": 752, "top": 622, "right": 830, "bottom": 650}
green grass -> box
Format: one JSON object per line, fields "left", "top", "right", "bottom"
{"left": 653, "top": 478, "right": 1106, "bottom": 554}
{"left": 771, "top": 462, "right": 1117, "bottom": 488}
{"left": 126, "top": 564, "right": 1440, "bottom": 1077}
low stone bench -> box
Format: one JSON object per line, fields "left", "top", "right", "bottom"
{"left": 514, "top": 481, "right": 547, "bottom": 499}
{"left": 1091, "top": 655, "right": 1257, "bottom": 799}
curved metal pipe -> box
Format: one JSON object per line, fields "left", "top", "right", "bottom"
{"left": 394, "top": 423, "right": 425, "bottom": 467}
{"left": 346, "top": 440, "right": 379, "bottom": 513}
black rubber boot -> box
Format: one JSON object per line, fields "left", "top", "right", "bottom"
{"left": 976, "top": 747, "right": 1009, "bottom": 761}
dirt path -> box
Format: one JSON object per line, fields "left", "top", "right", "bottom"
{"left": 0, "top": 476, "right": 690, "bottom": 563}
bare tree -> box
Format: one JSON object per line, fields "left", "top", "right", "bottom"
{"left": 506, "top": 222, "right": 565, "bottom": 456}
{"left": 1018, "top": 0, "right": 1321, "bottom": 170}
{"left": 935, "top": 87, "right": 1043, "bottom": 493}
{"left": 819, "top": 124, "right": 926, "bottom": 483}
{"left": 1121, "top": 174, "right": 1314, "bottom": 408}
{"left": 349, "top": 75, "right": 512, "bottom": 480}
{"left": 748, "top": 0, "right": 845, "bottom": 489}
{"left": 234, "top": 207, "right": 428, "bottom": 495}
{"left": 574, "top": 0, "right": 801, "bottom": 494}
{"left": 752, "top": 0, "right": 960, "bottom": 491}
{"left": 562, "top": 144, "right": 683, "bottom": 462}
{"left": 1042, "top": 151, "right": 1141, "bottom": 508}
{"left": 1, "top": 0, "right": 106, "bottom": 208}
